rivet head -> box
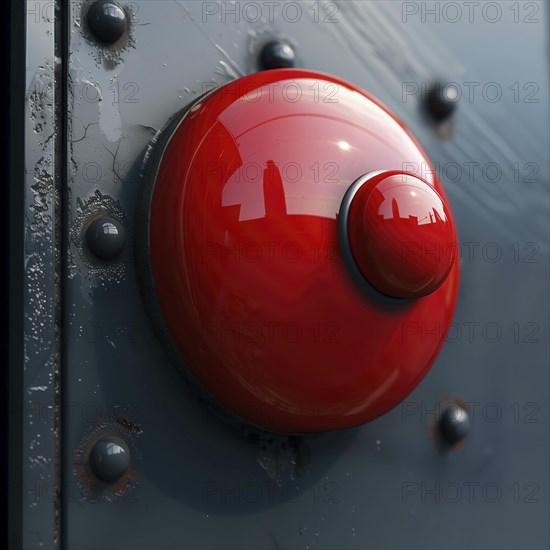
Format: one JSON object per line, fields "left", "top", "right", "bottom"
{"left": 424, "top": 83, "right": 458, "bottom": 122}
{"left": 89, "top": 437, "right": 130, "bottom": 483}
{"left": 86, "top": 1, "right": 127, "bottom": 44}
{"left": 439, "top": 404, "right": 470, "bottom": 445}
{"left": 86, "top": 216, "right": 126, "bottom": 260}
{"left": 259, "top": 40, "right": 296, "bottom": 70}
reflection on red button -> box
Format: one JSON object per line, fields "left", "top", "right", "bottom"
{"left": 346, "top": 171, "right": 457, "bottom": 299}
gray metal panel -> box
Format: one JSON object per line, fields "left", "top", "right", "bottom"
{"left": 23, "top": 1, "right": 62, "bottom": 548}
{"left": 59, "top": 1, "right": 548, "bottom": 549}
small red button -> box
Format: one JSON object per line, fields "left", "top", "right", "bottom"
{"left": 347, "top": 171, "right": 457, "bottom": 299}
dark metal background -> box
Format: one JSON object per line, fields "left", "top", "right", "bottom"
{"left": 14, "top": 1, "right": 549, "bottom": 549}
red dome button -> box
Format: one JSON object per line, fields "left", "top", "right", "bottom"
{"left": 344, "top": 171, "right": 457, "bottom": 299}
{"left": 137, "top": 69, "right": 460, "bottom": 434}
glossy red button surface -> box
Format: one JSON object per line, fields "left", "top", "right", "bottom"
{"left": 146, "top": 69, "right": 460, "bottom": 433}
{"left": 346, "top": 171, "right": 456, "bottom": 299}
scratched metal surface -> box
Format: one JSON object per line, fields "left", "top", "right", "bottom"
{"left": 22, "top": 2, "right": 61, "bottom": 548}
{"left": 54, "top": 1, "right": 550, "bottom": 549}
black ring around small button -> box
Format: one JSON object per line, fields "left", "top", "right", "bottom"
{"left": 337, "top": 172, "right": 415, "bottom": 306}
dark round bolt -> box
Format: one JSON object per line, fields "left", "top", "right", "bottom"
{"left": 424, "top": 83, "right": 458, "bottom": 122}
{"left": 439, "top": 404, "right": 470, "bottom": 445}
{"left": 89, "top": 437, "right": 130, "bottom": 483}
{"left": 86, "top": 216, "right": 126, "bottom": 261}
{"left": 259, "top": 40, "right": 296, "bottom": 70}
{"left": 86, "top": 1, "right": 127, "bottom": 44}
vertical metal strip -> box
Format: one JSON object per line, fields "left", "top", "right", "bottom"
{"left": 21, "top": 1, "right": 64, "bottom": 548}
